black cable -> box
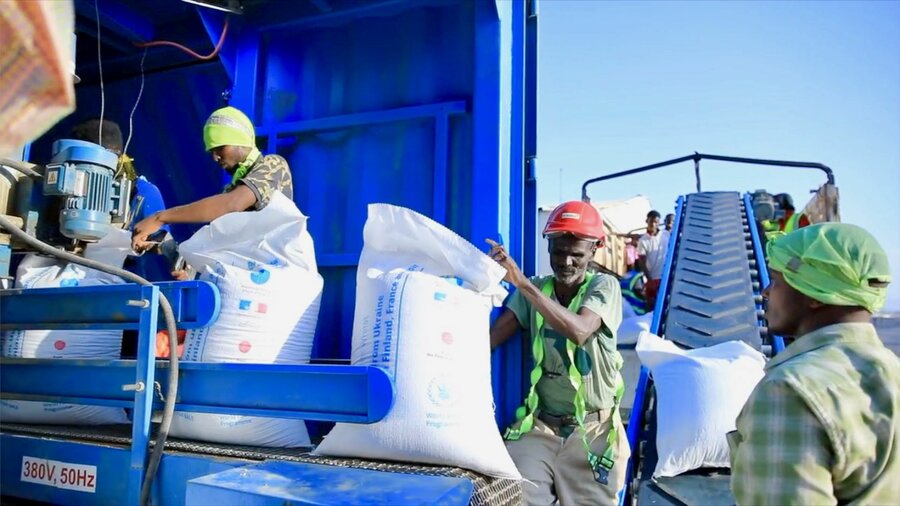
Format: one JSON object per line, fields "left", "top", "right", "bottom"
{"left": 0, "top": 215, "right": 177, "bottom": 506}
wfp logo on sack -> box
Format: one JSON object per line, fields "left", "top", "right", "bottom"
{"left": 59, "top": 278, "right": 79, "bottom": 287}
{"left": 426, "top": 376, "right": 458, "bottom": 408}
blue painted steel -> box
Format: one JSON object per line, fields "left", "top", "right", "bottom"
{"left": 523, "top": 0, "right": 538, "bottom": 277}
{"left": 742, "top": 193, "right": 785, "bottom": 355}
{"left": 508, "top": 0, "right": 525, "bottom": 270}
{"left": 433, "top": 112, "right": 450, "bottom": 224}
{"left": 1, "top": 360, "right": 393, "bottom": 423}
{"left": 264, "top": 102, "right": 467, "bottom": 135}
{"left": 1, "top": 433, "right": 133, "bottom": 505}
{"left": 152, "top": 453, "right": 243, "bottom": 506}
{"left": 251, "top": 0, "right": 456, "bottom": 33}
{"left": 128, "top": 284, "right": 157, "bottom": 502}
{"left": 185, "top": 460, "right": 474, "bottom": 506}
{"left": 90, "top": 0, "right": 155, "bottom": 42}
{"left": 196, "top": 9, "right": 235, "bottom": 81}
{"left": 0, "top": 281, "right": 219, "bottom": 331}
{"left": 621, "top": 195, "right": 685, "bottom": 506}
{"left": 1, "top": 432, "right": 247, "bottom": 506}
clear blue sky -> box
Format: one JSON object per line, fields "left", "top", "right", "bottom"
{"left": 537, "top": 0, "right": 900, "bottom": 311}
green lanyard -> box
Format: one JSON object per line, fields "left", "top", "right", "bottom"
{"left": 504, "top": 272, "right": 624, "bottom": 485}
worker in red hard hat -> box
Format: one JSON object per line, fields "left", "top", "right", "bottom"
{"left": 487, "top": 200, "right": 629, "bottom": 505}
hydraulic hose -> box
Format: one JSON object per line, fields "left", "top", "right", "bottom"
{"left": 0, "top": 158, "right": 43, "bottom": 179}
{"left": 0, "top": 214, "right": 177, "bottom": 506}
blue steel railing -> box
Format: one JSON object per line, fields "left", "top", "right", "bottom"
{"left": 742, "top": 193, "right": 785, "bottom": 355}
{"left": 619, "top": 195, "right": 685, "bottom": 506}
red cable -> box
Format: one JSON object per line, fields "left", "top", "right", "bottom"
{"left": 134, "top": 17, "right": 229, "bottom": 61}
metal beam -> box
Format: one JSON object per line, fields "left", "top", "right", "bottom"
{"left": 253, "top": 0, "right": 456, "bottom": 33}
{"left": 0, "top": 281, "right": 220, "bottom": 331}
{"left": 0, "top": 360, "right": 394, "bottom": 423}
{"left": 261, "top": 101, "right": 467, "bottom": 136}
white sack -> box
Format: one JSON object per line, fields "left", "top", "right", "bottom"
{"left": 314, "top": 204, "right": 520, "bottom": 479}
{"left": 1, "top": 229, "right": 132, "bottom": 424}
{"left": 618, "top": 312, "right": 653, "bottom": 346}
{"left": 170, "top": 192, "right": 322, "bottom": 447}
{"left": 636, "top": 331, "right": 765, "bottom": 478}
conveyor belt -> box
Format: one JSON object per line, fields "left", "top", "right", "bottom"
{"left": 1, "top": 423, "right": 522, "bottom": 506}
{"left": 661, "top": 192, "right": 762, "bottom": 350}
{"left": 633, "top": 191, "right": 767, "bottom": 506}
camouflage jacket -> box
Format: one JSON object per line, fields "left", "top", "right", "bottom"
{"left": 225, "top": 153, "right": 293, "bottom": 210}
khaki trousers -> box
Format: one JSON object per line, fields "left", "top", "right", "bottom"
{"left": 505, "top": 409, "right": 630, "bottom": 506}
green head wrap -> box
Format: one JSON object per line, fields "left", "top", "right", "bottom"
{"left": 203, "top": 106, "right": 260, "bottom": 186}
{"left": 203, "top": 106, "right": 255, "bottom": 151}
{"left": 767, "top": 223, "right": 891, "bottom": 313}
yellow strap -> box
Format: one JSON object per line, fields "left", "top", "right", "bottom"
{"left": 504, "top": 273, "right": 624, "bottom": 485}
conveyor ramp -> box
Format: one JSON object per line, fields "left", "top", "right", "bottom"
{"left": 630, "top": 191, "right": 767, "bottom": 506}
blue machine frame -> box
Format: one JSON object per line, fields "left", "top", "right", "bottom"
{"left": 0, "top": 282, "right": 405, "bottom": 505}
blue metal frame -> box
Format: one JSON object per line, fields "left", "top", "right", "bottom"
{"left": 621, "top": 195, "right": 685, "bottom": 505}
{"left": 523, "top": 0, "right": 538, "bottom": 277}
{"left": 185, "top": 460, "right": 473, "bottom": 505}
{"left": 0, "top": 282, "right": 205, "bottom": 504}
{"left": 1, "top": 281, "right": 399, "bottom": 505}
{"left": 1, "top": 360, "right": 393, "bottom": 423}
{"left": 0, "top": 281, "right": 219, "bottom": 331}
{"left": 508, "top": 0, "right": 525, "bottom": 271}
{"left": 742, "top": 193, "right": 784, "bottom": 355}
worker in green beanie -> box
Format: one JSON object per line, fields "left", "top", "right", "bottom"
{"left": 730, "top": 223, "right": 900, "bottom": 505}
{"left": 131, "top": 106, "right": 293, "bottom": 253}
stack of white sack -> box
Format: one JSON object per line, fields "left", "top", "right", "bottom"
{"left": 170, "top": 192, "right": 323, "bottom": 447}
{"left": 636, "top": 331, "right": 765, "bottom": 478}
{"left": 1, "top": 229, "right": 132, "bottom": 424}
{"left": 314, "top": 204, "right": 521, "bottom": 479}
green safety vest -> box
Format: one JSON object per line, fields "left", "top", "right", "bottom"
{"left": 504, "top": 272, "right": 625, "bottom": 485}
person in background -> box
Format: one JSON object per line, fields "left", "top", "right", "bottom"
{"left": 70, "top": 118, "right": 172, "bottom": 280}
{"left": 637, "top": 210, "right": 667, "bottom": 309}
{"left": 488, "top": 201, "right": 629, "bottom": 505}
{"left": 774, "top": 193, "right": 810, "bottom": 233}
{"left": 664, "top": 213, "right": 674, "bottom": 232}
{"left": 625, "top": 235, "right": 639, "bottom": 271}
{"left": 729, "top": 223, "right": 899, "bottom": 505}
{"left": 71, "top": 118, "right": 174, "bottom": 359}
{"left": 131, "top": 106, "right": 293, "bottom": 254}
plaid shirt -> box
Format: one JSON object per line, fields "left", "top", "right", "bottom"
{"left": 729, "top": 323, "right": 900, "bottom": 505}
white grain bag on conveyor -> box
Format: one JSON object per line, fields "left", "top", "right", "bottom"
{"left": 1, "top": 229, "right": 132, "bottom": 425}
{"left": 314, "top": 204, "right": 521, "bottom": 479}
{"left": 635, "top": 331, "right": 765, "bottom": 478}
{"left": 171, "top": 191, "right": 323, "bottom": 447}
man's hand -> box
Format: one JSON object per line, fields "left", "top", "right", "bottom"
{"left": 171, "top": 270, "right": 190, "bottom": 281}
{"left": 132, "top": 213, "right": 164, "bottom": 252}
{"left": 486, "top": 238, "right": 528, "bottom": 287}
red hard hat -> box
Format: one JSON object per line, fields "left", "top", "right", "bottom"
{"left": 543, "top": 201, "right": 606, "bottom": 243}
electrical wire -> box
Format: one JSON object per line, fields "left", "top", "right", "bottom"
{"left": 95, "top": 0, "right": 106, "bottom": 140}
{"left": 123, "top": 48, "right": 148, "bottom": 158}
{"left": 0, "top": 215, "right": 179, "bottom": 506}
{"left": 134, "top": 17, "right": 229, "bottom": 61}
